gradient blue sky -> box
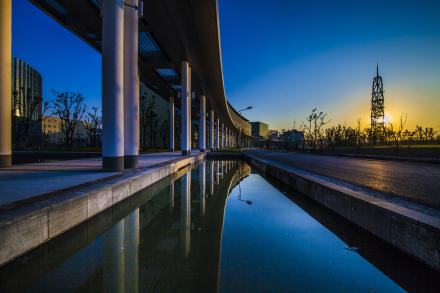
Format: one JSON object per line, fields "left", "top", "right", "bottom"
{"left": 12, "top": 0, "right": 440, "bottom": 131}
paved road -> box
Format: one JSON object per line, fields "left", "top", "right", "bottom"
{"left": 245, "top": 149, "right": 440, "bottom": 210}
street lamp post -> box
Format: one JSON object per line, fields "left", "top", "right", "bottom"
{"left": 238, "top": 106, "right": 252, "bottom": 151}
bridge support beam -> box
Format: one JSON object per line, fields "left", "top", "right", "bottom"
{"left": 216, "top": 117, "right": 220, "bottom": 150}
{"left": 210, "top": 110, "right": 214, "bottom": 151}
{"left": 199, "top": 162, "right": 206, "bottom": 215}
{"left": 169, "top": 96, "right": 174, "bottom": 151}
{"left": 221, "top": 123, "right": 224, "bottom": 148}
{"left": 199, "top": 95, "right": 206, "bottom": 152}
{"left": 102, "top": 0, "right": 125, "bottom": 171}
{"left": 123, "top": 0, "right": 139, "bottom": 168}
{"left": 0, "top": 0, "right": 11, "bottom": 168}
{"left": 181, "top": 61, "right": 191, "bottom": 156}
{"left": 181, "top": 171, "right": 191, "bottom": 258}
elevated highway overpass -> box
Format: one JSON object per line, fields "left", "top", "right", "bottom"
{"left": 0, "top": 0, "right": 254, "bottom": 170}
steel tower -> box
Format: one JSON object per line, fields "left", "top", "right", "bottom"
{"left": 371, "top": 64, "right": 385, "bottom": 136}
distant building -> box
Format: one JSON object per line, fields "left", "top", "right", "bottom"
{"left": 42, "top": 116, "right": 95, "bottom": 147}
{"left": 11, "top": 56, "right": 43, "bottom": 145}
{"left": 280, "top": 129, "right": 304, "bottom": 142}
{"left": 250, "top": 122, "right": 269, "bottom": 140}
{"left": 268, "top": 130, "right": 278, "bottom": 139}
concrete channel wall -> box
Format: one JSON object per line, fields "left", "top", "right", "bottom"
{"left": 244, "top": 153, "right": 440, "bottom": 272}
{"left": 0, "top": 153, "right": 206, "bottom": 267}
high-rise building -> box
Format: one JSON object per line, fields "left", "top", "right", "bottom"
{"left": 250, "top": 122, "right": 269, "bottom": 140}
{"left": 11, "top": 57, "right": 43, "bottom": 145}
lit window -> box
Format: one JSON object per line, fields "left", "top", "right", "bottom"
{"left": 43, "top": 124, "right": 46, "bottom": 128}
{"left": 48, "top": 125, "right": 51, "bottom": 128}
{"left": 53, "top": 125, "right": 56, "bottom": 128}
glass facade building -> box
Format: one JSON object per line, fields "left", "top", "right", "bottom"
{"left": 11, "top": 56, "right": 43, "bottom": 145}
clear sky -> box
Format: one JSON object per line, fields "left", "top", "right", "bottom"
{"left": 11, "top": 0, "right": 440, "bottom": 131}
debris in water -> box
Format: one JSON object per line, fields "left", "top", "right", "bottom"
{"left": 369, "top": 289, "right": 375, "bottom": 292}
{"left": 286, "top": 234, "right": 290, "bottom": 237}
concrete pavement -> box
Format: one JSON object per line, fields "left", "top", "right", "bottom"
{"left": 245, "top": 149, "right": 440, "bottom": 211}
{"left": 0, "top": 151, "right": 205, "bottom": 207}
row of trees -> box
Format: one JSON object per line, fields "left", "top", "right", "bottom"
{"left": 12, "top": 88, "right": 181, "bottom": 150}
{"left": 274, "top": 109, "right": 439, "bottom": 154}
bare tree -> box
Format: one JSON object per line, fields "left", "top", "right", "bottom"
{"left": 12, "top": 88, "right": 48, "bottom": 148}
{"left": 301, "top": 109, "right": 330, "bottom": 152}
{"left": 159, "top": 114, "right": 170, "bottom": 149}
{"left": 50, "top": 90, "right": 87, "bottom": 149}
{"left": 84, "top": 107, "right": 102, "bottom": 148}
{"left": 389, "top": 113, "right": 407, "bottom": 156}
{"left": 139, "top": 92, "right": 159, "bottom": 150}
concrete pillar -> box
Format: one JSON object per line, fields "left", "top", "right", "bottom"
{"left": 169, "top": 97, "right": 174, "bottom": 151}
{"left": 216, "top": 161, "right": 220, "bottom": 184}
{"left": 216, "top": 118, "right": 220, "bottom": 150}
{"left": 221, "top": 123, "right": 224, "bottom": 148}
{"left": 169, "top": 182, "right": 174, "bottom": 214}
{"left": 210, "top": 110, "right": 214, "bottom": 151}
{"left": 123, "top": 0, "right": 139, "bottom": 169}
{"left": 181, "top": 171, "right": 191, "bottom": 258}
{"left": 199, "top": 95, "right": 206, "bottom": 151}
{"left": 225, "top": 127, "right": 228, "bottom": 148}
{"left": 230, "top": 130, "right": 232, "bottom": 148}
{"left": 104, "top": 220, "right": 125, "bottom": 292}
{"left": 124, "top": 209, "right": 139, "bottom": 293}
{"left": 199, "top": 162, "right": 206, "bottom": 216}
{"left": 209, "top": 160, "right": 214, "bottom": 195}
{"left": 181, "top": 61, "right": 191, "bottom": 156}
{"left": 0, "top": 0, "right": 11, "bottom": 168}
{"left": 102, "top": 0, "right": 125, "bottom": 171}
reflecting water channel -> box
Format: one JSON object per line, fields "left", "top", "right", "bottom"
{"left": 1, "top": 160, "right": 439, "bottom": 292}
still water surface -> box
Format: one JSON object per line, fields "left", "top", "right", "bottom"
{"left": 0, "top": 160, "right": 439, "bottom": 292}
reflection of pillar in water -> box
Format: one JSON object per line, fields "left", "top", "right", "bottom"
{"left": 181, "top": 172, "right": 191, "bottom": 258}
{"left": 199, "top": 162, "right": 206, "bottom": 215}
{"left": 104, "top": 220, "right": 125, "bottom": 293}
{"left": 216, "top": 161, "right": 220, "bottom": 184}
{"left": 209, "top": 161, "right": 214, "bottom": 195}
{"left": 169, "top": 182, "right": 174, "bottom": 214}
{"left": 124, "top": 209, "right": 139, "bottom": 293}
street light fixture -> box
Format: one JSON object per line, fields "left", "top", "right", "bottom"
{"left": 238, "top": 106, "right": 252, "bottom": 151}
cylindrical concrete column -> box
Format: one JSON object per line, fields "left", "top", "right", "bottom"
{"left": 199, "top": 95, "right": 206, "bottom": 151}
{"left": 169, "top": 182, "right": 174, "bottom": 213}
{"left": 209, "top": 160, "right": 214, "bottom": 196}
{"left": 181, "top": 171, "right": 191, "bottom": 258}
{"left": 210, "top": 110, "right": 214, "bottom": 150}
{"left": 124, "top": 209, "right": 139, "bottom": 293}
{"left": 0, "top": 0, "right": 12, "bottom": 168}
{"left": 104, "top": 220, "right": 125, "bottom": 293}
{"left": 181, "top": 61, "right": 191, "bottom": 156}
{"left": 221, "top": 123, "right": 224, "bottom": 148}
{"left": 216, "top": 161, "right": 220, "bottom": 184}
{"left": 170, "top": 96, "right": 174, "bottom": 151}
{"left": 199, "top": 162, "right": 206, "bottom": 215}
{"left": 102, "top": 0, "right": 125, "bottom": 171}
{"left": 225, "top": 127, "right": 228, "bottom": 148}
{"left": 123, "top": 0, "right": 139, "bottom": 169}
{"left": 216, "top": 118, "right": 220, "bottom": 150}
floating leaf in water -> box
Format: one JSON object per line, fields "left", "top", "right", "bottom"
{"left": 369, "top": 288, "right": 375, "bottom": 292}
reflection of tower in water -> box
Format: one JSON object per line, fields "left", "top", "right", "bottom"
{"left": 371, "top": 63, "right": 385, "bottom": 137}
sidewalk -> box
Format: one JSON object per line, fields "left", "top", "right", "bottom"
{"left": 0, "top": 150, "right": 208, "bottom": 266}
{"left": 0, "top": 150, "right": 206, "bottom": 207}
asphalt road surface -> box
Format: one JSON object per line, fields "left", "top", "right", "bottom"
{"left": 245, "top": 149, "right": 440, "bottom": 211}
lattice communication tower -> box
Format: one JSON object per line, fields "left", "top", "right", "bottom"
{"left": 371, "top": 64, "right": 385, "bottom": 135}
